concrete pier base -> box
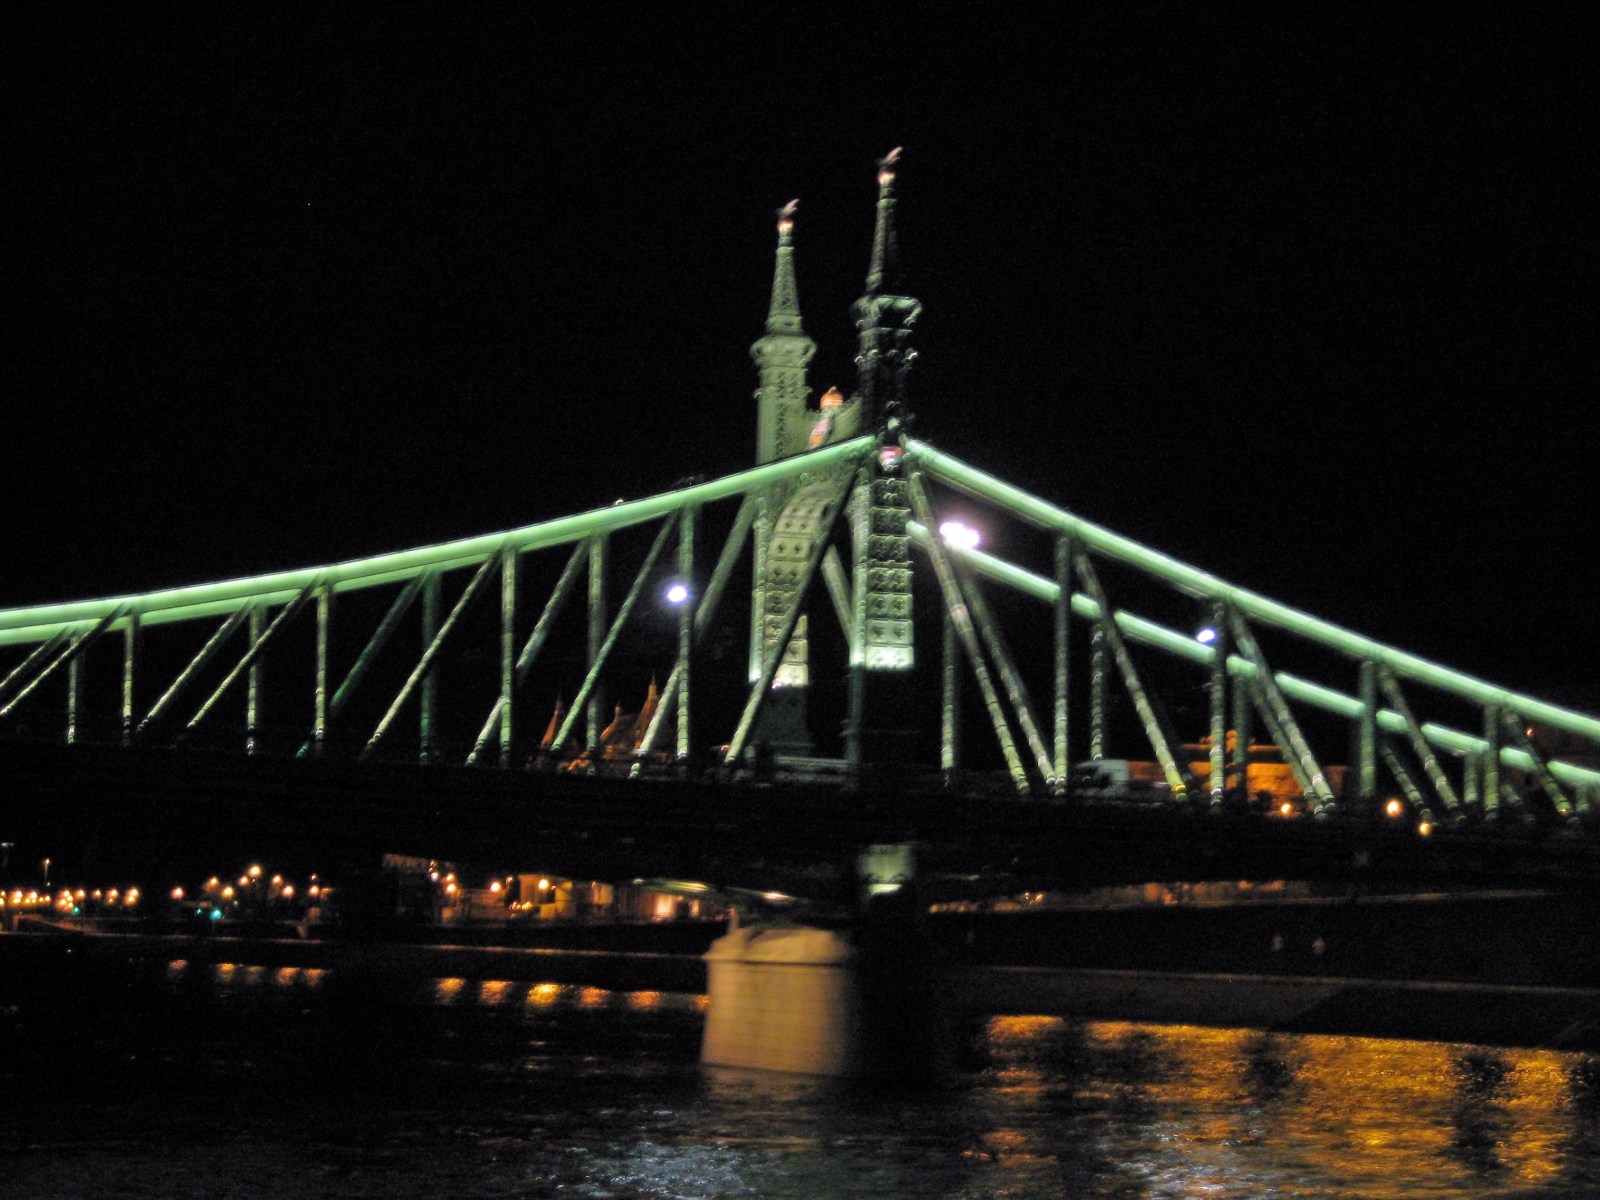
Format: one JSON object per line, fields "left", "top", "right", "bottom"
{"left": 701, "top": 925, "right": 861, "bottom": 1075}
{"left": 701, "top": 907, "right": 954, "bottom": 1081}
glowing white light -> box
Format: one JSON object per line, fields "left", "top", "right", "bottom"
{"left": 1195, "top": 627, "right": 1218, "bottom": 644}
{"left": 939, "top": 521, "right": 980, "bottom": 550}
{"left": 665, "top": 583, "right": 690, "bottom": 605}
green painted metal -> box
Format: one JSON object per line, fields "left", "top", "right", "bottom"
{"left": 845, "top": 470, "right": 871, "bottom": 774}
{"left": 121, "top": 614, "right": 137, "bottom": 746}
{"left": 136, "top": 607, "right": 251, "bottom": 741}
{"left": 751, "top": 203, "right": 817, "bottom": 467}
{"left": 0, "top": 439, "right": 872, "bottom": 649}
{"left": 0, "top": 630, "right": 68, "bottom": 707}
{"left": 586, "top": 535, "right": 606, "bottom": 753}
{"left": 246, "top": 604, "right": 265, "bottom": 754}
{"left": 821, "top": 545, "right": 854, "bottom": 657}
{"left": 956, "top": 559, "right": 1054, "bottom": 784}
{"left": 907, "top": 440, "right": 1600, "bottom": 747}
{"left": 185, "top": 587, "right": 315, "bottom": 740}
{"left": 1502, "top": 709, "right": 1573, "bottom": 820}
{"left": 1224, "top": 606, "right": 1335, "bottom": 815}
{"left": 1208, "top": 600, "right": 1227, "bottom": 807}
{"left": 1089, "top": 618, "right": 1108, "bottom": 761}
{"left": 725, "top": 467, "right": 856, "bottom": 769}
{"left": 676, "top": 506, "right": 695, "bottom": 762}
{"left": 419, "top": 573, "right": 441, "bottom": 763}
{"left": 1053, "top": 535, "right": 1072, "bottom": 793}
{"left": 1075, "top": 550, "right": 1192, "bottom": 800}
{"left": 1232, "top": 665, "right": 1253, "bottom": 799}
{"left": 553, "top": 514, "right": 679, "bottom": 755}
{"left": 1379, "top": 739, "right": 1434, "bottom": 821}
{"left": 66, "top": 654, "right": 82, "bottom": 745}
{"left": 1483, "top": 706, "right": 1503, "bottom": 818}
{"left": 634, "top": 498, "right": 757, "bottom": 766}
{"left": 941, "top": 608, "right": 960, "bottom": 786}
{"left": 0, "top": 610, "right": 119, "bottom": 720}
{"left": 901, "top": 520, "right": 1600, "bottom": 792}
{"left": 466, "top": 541, "right": 587, "bottom": 766}
{"left": 309, "top": 575, "right": 423, "bottom": 754}
{"left": 363, "top": 562, "right": 494, "bottom": 761}
{"left": 906, "top": 470, "right": 1030, "bottom": 793}
{"left": 1462, "top": 748, "right": 1480, "bottom": 810}
{"left": 499, "top": 548, "right": 517, "bottom": 768}
{"left": 1377, "top": 664, "right": 1461, "bottom": 814}
{"left": 314, "top": 586, "right": 331, "bottom": 758}
{"left": 1357, "top": 661, "right": 1378, "bottom": 802}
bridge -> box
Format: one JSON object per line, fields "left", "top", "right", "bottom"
{"left": 5, "top": 154, "right": 1600, "bottom": 1072}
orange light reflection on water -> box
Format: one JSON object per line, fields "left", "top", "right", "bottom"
{"left": 977, "top": 1018, "right": 1591, "bottom": 1198}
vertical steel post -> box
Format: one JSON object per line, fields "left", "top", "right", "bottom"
{"left": 1053, "top": 535, "right": 1072, "bottom": 793}
{"left": 122, "top": 613, "right": 139, "bottom": 746}
{"left": 677, "top": 506, "right": 695, "bottom": 762}
{"left": 246, "top": 604, "right": 264, "bottom": 755}
{"left": 1208, "top": 601, "right": 1227, "bottom": 807}
{"left": 587, "top": 534, "right": 607, "bottom": 753}
{"left": 499, "top": 549, "right": 517, "bottom": 768}
{"left": 1357, "top": 660, "right": 1378, "bottom": 804}
{"left": 1089, "top": 618, "right": 1108, "bottom": 761}
{"left": 1482, "top": 705, "right": 1502, "bottom": 818}
{"left": 419, "top": 573, "right": 440, "bottom": 764}
{"left": 1462, "top": 749, "right": 1479, "bottom": 811}
{"left": 66, "top": 654, "right": 82, "bottom": 745}
{"left": 1230, "top": 669, "right": 1252, "bottom": 797}
{"left": 314, "top": 586, "right": 330, "bottom": 758}
{"left": 845, "top": 470, "right": 870, "bottom": 775}
{"left": 941, "top": 608, "right": 960, "bottom": 786}
{"left": 750, "top": 492, "right": 772, "bottom": 685}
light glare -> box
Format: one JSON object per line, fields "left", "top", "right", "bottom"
{"left": 939, "top": 521, "right": 980, "bottom": 550}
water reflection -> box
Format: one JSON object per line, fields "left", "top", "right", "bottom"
{"left": 8, "top": 965, "right": 1600, "bottom": 1199}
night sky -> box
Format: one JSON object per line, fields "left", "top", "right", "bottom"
{"left": 9, "top": 7, "right": 1596, "bottom": 710}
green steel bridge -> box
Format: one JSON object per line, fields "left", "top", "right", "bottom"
{"left": 3, "top": 151, "right": 1597, "bottom": 867}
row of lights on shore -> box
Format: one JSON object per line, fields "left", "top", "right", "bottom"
{"left": 2, "top": 887, "right": 141, "bottom": 911}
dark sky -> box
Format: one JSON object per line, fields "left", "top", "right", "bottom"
{"left": 9, "top": 6, "right": 1596, "bottom": 706}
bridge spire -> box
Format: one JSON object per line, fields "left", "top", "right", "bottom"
{"left": 751, "top": 200, "right": 817, "bottom": 465}
{"left": 852, "top": 148, "right": 921, "bottom": 432}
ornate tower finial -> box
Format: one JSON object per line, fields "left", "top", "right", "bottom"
{"left": 751, "top": 200, "right": 817, "bottom": 464}
{"left": 864, "top": 147, "right": 901, "bottom": 297}
{"left": 852, "top": 149, "right": 920, "bottom": 429}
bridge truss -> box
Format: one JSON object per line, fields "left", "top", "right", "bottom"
{"left": 2, "top": 433, "right": 1597, "bottom": 828}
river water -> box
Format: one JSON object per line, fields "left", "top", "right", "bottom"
{"left": 6, "top": 961, "right": 1600, "bottom": 1198}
